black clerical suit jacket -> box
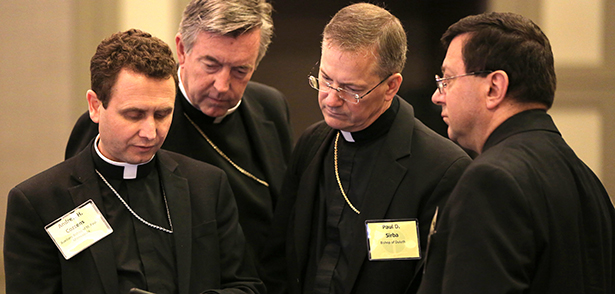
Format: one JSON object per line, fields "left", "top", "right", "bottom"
{"left": 263, "top": 97, "right": 472, "bottom": 294}
{"left": 4, "top": 145, "right": 264, "bottom": 294}
{"left": 418, "top": 109, "right": 615, "bottom": 294}
{"left": 65, "top": 81, "right": 293, "bottom": 259}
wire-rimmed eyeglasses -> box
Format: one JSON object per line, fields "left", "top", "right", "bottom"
{"left": 435, "top": 70, "right": 493, "bottom": 94}
{"left": 308, "top": 74, "right": 392, "bottom": 104}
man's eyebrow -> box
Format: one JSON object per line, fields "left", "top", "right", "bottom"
{"left": 121, "top": 107, "right": 145, "bottom": 112}
{"left": 156, "top": 106, "right": 174, "bottom": 113}
{"left": 200, "top": 55, "right": 220, "bottom": 64}
{"left": 320, "top": 69, "right": 359, "bottom": 88}
{"left": 119, "top": 107, "right": 145, "bottom": 115}
{"left": 200, "top": 55, "right": 254, "bottom": 70}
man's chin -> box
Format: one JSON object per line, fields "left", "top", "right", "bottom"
{"left": 125, "top": 152, "right": 157, "bottom": 164}
{"left": 199, "top": 106, "right": 228, "bottom": 118}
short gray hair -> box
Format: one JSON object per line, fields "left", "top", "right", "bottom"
{"left": 323, "top": 3, "right": 407, "bottom": 78}
{"left": 179, "top": 0, "right": 274, "bottom": 66}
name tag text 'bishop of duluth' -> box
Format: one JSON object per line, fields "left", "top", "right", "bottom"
{"left": 366, "top": 219, "right": 421, "bottom": 261}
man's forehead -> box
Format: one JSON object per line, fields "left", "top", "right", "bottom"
{"left": 442, "top": 36, "right": 468, "bottom": 74}
{"left": 321, "top": 46, "right": 379, "bottom": 78}
{"left": 108, "top": 73, "right": 176, "bottom": 107}
{"left": 191, "top": 30, "right": 260, "bottom": 66}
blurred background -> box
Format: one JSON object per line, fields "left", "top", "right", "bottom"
{"left": 1, "top": 0, "right": 614, "bottom": 290}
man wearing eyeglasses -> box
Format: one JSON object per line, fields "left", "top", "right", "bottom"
{"left": 261, "top": 3, "right": 472, "bottom": 294}
{"left": 418, "top": 12, "right": 615, "bottom": 294}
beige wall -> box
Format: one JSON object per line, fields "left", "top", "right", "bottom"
{"left": 490, "top": 0, "right": 615, "bottom": 198}
{"left": 0, "top": 0, "right": 613, "bottom": 292}
{"left": 1, "top": 1, "right": 74, "bottom": 289}
{"left": 0, "top": 0, "right": 186, "bottom": 290}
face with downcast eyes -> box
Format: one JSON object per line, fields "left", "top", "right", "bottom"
{"left": 176, "top": 29, "right": 261, "bottom": 118}
{"left": 89, "top": 69, "right": 176, "bottom": 164}
{"left": 318, "top": 40, "right": 398, "bottom": 132}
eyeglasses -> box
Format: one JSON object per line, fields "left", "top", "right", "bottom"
{"left": 308, "top": 74, "right": 392, "bottom": 104}
{"left": 435, "top": 70, "right": 493, "bottom": 94}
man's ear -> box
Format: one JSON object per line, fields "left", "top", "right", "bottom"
{"left": 176, "top": 33, "right": 186, "bottom": 65}
{"left": 87, "top": 90, "right": 102, "bottom": 123}
{"left": 485, "top": 70, "right": 509, "bottom": 110}
{"left": 384, "top": 73, "right": 403, "bottom": 101}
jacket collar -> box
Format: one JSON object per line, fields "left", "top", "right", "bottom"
{"left": 292, "top": 96, "right": 415, "bottom": 286}
{"left": 68, "top": 145, "right": 193, "bottom": 294}
{"left": 177, "top": 83, "right": 288, "bottom": 194}
{"left": 483, "top": 109, "right": 559, "bottom": 153}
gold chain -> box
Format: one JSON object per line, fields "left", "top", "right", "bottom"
{"left": 183, "top": 112, "right": 269, "bottom": 187}
{"left": 334, "top": 132, "right": 360, "bottom": 214}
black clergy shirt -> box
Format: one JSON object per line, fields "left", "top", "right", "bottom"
{"left": 92, "top": 145, "right": 178, "bottom": 294}
{"left": 180, "top": 96, "right": 272, "bottom": 254}
{"left": 303, "top": 98, "right": 400, "bottom": 294}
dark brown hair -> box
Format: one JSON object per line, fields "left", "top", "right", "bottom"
{"left": 90, "top": 29, "right": 177, "bottom": 107}
{"left": 442, "top": 12, "right": 556, "bottom": 108}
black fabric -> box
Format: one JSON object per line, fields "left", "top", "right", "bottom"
{"left": 64, "top": 81, "right": 293, "bottom": 279}
{"left": 304, "top": 99, "right": 397, "bottom": 294}
{"left": 4, "top": 144, "right": 264, "bottom": 294}
{"left": 93, "top": 146, "right": 177, "bottom": 293}
{"left": 418, "top": 109, "right": 615, "bottom": 294}
{"left": 262, "top": 97, "right": 473, "bottom": 294}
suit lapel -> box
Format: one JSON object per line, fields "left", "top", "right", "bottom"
{"left": 293, "top": 128, "right": 336, "bottom": 270}
{"left": 239, "top": 96, "right": 286, "bottom": 190}
{"left": 68, "top": 146, "right": 119, "bottom": 294}
{"left": 157, "top": 152, "right": 193, "bottom": 294}
{"left": 343, "top": 97, "right": 415, "bottom": 290}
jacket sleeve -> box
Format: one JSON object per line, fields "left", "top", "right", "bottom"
{"left": 4, "top": 187, "right": 63, "bottom": 294}
{"left": 202, "top": 172, "right": 266, "bottom": 294}
{"left": 419, "top": 163, "right": 536, "bottom": 294}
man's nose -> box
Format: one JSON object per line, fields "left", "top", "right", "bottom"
{"left": 213, "top": 68, "right": 231, "bottom": 93}
{"left": 432, "top": 88, "right": 444, "bottom": 105}
{"left": 139, "top": 116, "right": 157, "bottom": 140}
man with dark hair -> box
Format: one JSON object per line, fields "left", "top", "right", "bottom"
{"left": 4, "top": 29, "right": 263, "bottom": 294}
{"left": 65, "top": 0, "right": 293, "bottom": 277}
{"left": 418, "top": 12, "right": 615, "bottom": 293}
{"left": 262, "top": 3, "right": 471, "bottom": 294}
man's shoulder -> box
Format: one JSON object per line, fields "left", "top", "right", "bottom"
{"left": 243, "top": 81, "right": 288, "bottom": 109}
{"left": 157, "top": 149, "right": 225, "bottom": 175}
{"left": 12, "top": 155, "right": 84, "bottom": 197}
{"left": 415, "top": 120, "right": 464, "bottom": 148}
{"left": 289, "top": 121, "right": 332, "bottom": 166}
{"left": 245, "top": 81, "right": 284, "bottom": 97}
{"left": 405, "top": 115, "right": 470, "bottom": 161}
{"left": 296, "top": 121, "right": 331, "bottom": 145}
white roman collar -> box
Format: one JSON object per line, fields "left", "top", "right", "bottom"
{"left": 340, "top": 130, "right": 355, "bottom": 142}
{"left": 94, "top": 135, "right": 155, "bottom": 179}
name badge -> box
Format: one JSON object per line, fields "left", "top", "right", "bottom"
{"left": 45, "top": 199, "right": 113, "bottom": 260}
{"left": 365, "top": 219, "right": 421, "bottom": 261}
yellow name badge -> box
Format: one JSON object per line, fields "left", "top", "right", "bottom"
{"left": 365, "top": 219, "right": 421, "bottom": 261}
{"left": 45, "top": 199, "right": 113, "bottom": 260}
